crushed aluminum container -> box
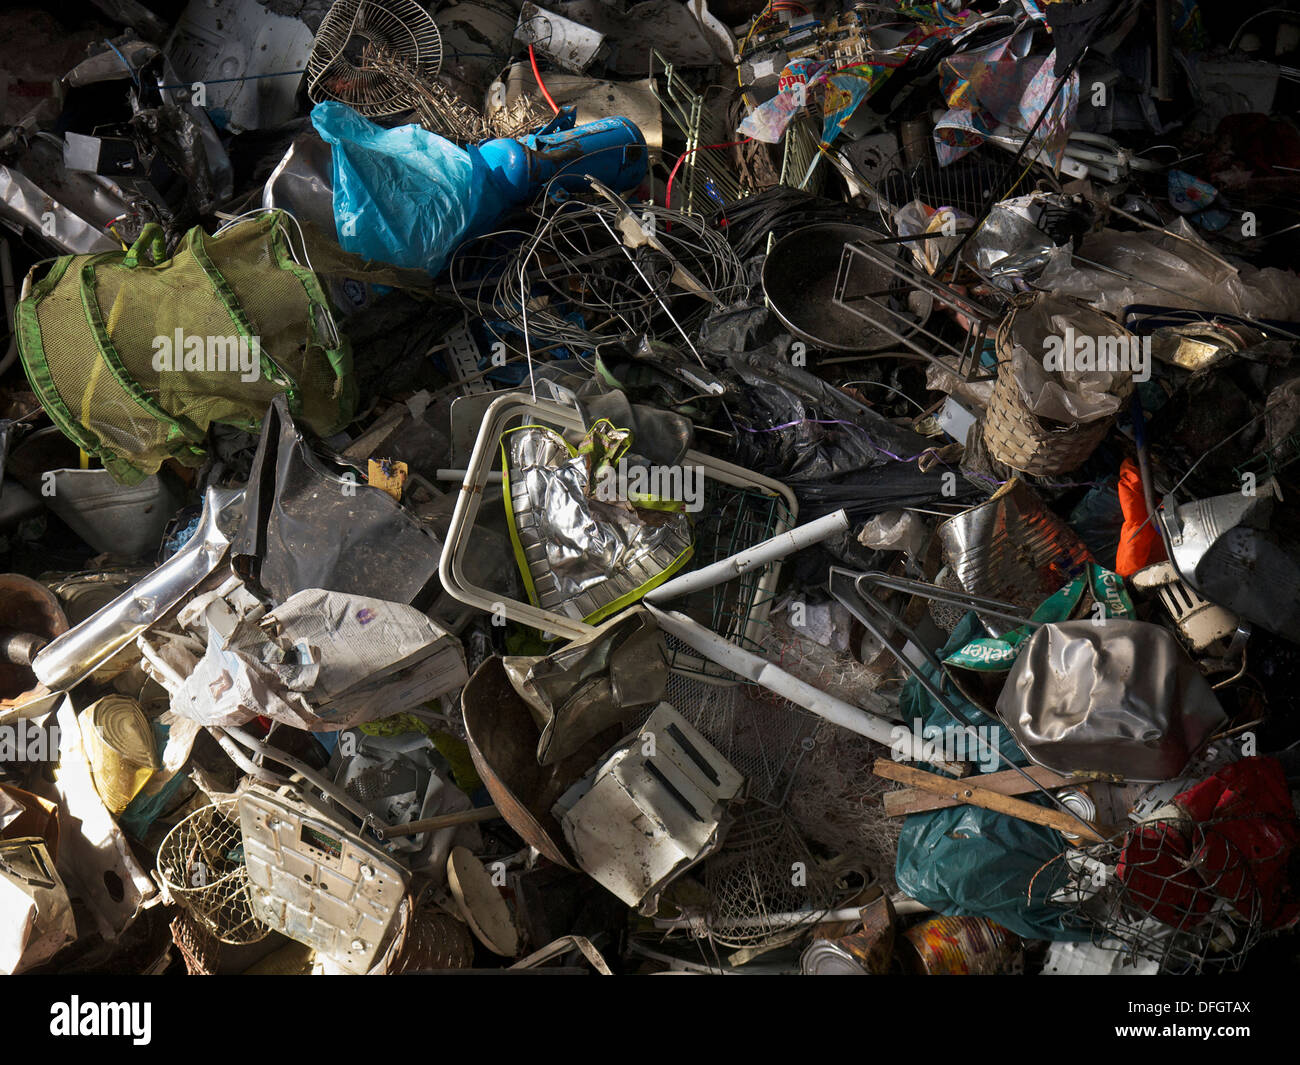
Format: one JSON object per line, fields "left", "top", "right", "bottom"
{"left": 553, "top": 702, "right": 743, "bottom": 914}
{"left": 238, "top": 781, "right": 409, "bottom": 975}
{"left": 937, "top": 478, "right": 1091, "bottom": 635}
{"left": 503, "top": 606, "right": 668, "bottom": 766}
{"left": 5, "top": 426, "right": 183, "bottom": 558}
{"left": 996, "top": 620, "right": 1228, "bottom": 783}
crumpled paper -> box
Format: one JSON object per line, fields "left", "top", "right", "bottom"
{"left": 139, "top": 577, "right": 466, "bottom": 731}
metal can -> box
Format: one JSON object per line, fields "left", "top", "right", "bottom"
{"left": 898, "top": 916, "right": 1020, "bottom": 975}
{"left": 1056, "top": 787, "right": 1098, "bottom": 842}
{"left": 801, "top": 939, "right": 871, "bottom": 975}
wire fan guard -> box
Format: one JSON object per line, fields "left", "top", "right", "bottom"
{"left": 307, "top": 0, "right": 443, "bottom": 117}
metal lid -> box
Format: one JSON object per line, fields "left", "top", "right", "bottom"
{"left": 800, "top": 939, "right": 870, "bottom": 975}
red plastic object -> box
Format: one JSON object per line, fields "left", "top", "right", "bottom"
{"left": 1175, "top": 757, "right": 1300, "bottom": 929}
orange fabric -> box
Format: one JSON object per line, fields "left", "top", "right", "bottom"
{"left": 1115, "top": 457, "right": 1166, "bottom": 576}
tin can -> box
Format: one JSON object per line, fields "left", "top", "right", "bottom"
{"left": 898, "top": 916, "right": 1019, "bottom": 975}
{"left": 801, "top": 938, "right": 870, "bottom": 975}
{"left": 1057, "top": 787, "right": 1098, "bottom": 842}
{"left": 79, "top": 694, "right": 157, "bottom": 813}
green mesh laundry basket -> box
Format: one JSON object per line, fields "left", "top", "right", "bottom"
{"left": 16, "top": 211, "right": 355, "bottom": 485}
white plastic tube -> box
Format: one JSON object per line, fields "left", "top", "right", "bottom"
{"left": 644, "top": 602, "right": 918, "bottom": 757}
{"left": 646, "top": 509, "right": 849, "bottom": 604}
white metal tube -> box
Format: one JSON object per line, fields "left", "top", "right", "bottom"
{"left": 653, "top": 896, "right": 931, "bottom": 931}
{"left": 646, "top": 509, "right": 849, "bottom": 604}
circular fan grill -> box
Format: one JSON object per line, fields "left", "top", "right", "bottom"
{"left": 307, "top": 0, "right": 443, "bottom": 117}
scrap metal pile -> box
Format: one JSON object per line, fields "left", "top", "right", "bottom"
{"left": 1, "top": 0, "right": 1299, "bottom": 977}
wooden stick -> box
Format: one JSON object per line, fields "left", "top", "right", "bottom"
{"left": 883, "top": 764, "right": 1073, "bottom": 817}
{"left": 873, "top": 760, "right": 1105, "bottom": 842}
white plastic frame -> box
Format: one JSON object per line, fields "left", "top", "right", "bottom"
{"left": 437, "top": 391, "right": 798, "bottom": 643}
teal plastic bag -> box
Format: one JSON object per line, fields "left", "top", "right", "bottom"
{"left": 895, "top": 800, "right": 1089, "bottom": 942}
{"left": 311, "top": 102, "right": 494, "bottom": 275}
{"left": 894, "top": 617, "right": 1085, "bottom": 941}
{"left": 896, "top": 612, "right": 1028, "bottom": 772}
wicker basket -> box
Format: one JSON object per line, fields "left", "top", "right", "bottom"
{"left": 983, "top": 294, "right": 1135, "bottom": 476}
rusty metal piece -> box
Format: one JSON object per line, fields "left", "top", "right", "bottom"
{"left": 937, "top": 479, "right": 1091, "bottom": 634}
{"left": 0, "top": 575, "right": 67, "bottom": 715}
{"left": 802, "top": 894, "right": 897, "bottom": 974}
{"left": 897, "top": 915, "right": 1020, "bottom": 975}
{"left": 461, "top": 656, "right": 620, "bottom": 870}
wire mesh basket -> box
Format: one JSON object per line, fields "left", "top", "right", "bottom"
{"left": 699, "top": 800, "right": 838, "bottom": 951}
{"left": 156, "top": 801, "right": 268, "bottom": 947}
{"left": 1053, "top": 817, "right": 1271, "bottom": 974}
{"left": 663, "top": 479, "right": 795, "bottom": 682}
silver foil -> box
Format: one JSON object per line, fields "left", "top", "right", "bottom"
{"left": 506, "top": 427, "right": 692, "bottom": 623}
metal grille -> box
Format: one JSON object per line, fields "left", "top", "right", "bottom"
{"left": 650, "top": 668, "right": 815, "bottom": 805}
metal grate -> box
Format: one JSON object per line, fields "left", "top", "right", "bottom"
{"left": 1053, "top": 818, "right": 1269, "bottom": 974}
{"left": 663, "top": 479, "right": 794, "bottom": 682}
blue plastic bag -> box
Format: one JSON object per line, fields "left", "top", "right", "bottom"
{"left": 312, "top": 102, "right": 497, "bottom": 276}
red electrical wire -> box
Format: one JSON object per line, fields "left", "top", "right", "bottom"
{"left": 528, "top": 44, "right": 560, "bottom": 115}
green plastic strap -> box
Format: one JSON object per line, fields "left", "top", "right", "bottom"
{"left": 121, "top": 224, "right": 166, "bottom": 269}
{"left": 190, "top": 221, "right": 303, "bottom": 417}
